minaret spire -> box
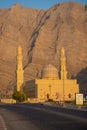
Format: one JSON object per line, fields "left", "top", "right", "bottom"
{"left": 17, "top": 45, "right": 24, "bottom": 91}
{"left": 60, "top": 47, "right": 67, "bottom": 80}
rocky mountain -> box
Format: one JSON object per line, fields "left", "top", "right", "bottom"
{"left": 0, "top": 2, "right": 87, "bottom": 95}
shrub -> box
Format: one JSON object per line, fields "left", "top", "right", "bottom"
{"left": 12, "top": 91, "right": 26, "bottom": 102}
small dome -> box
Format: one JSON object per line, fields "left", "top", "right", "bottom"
{"left": 42, "top": 64, "right": 58, "bottom": 79}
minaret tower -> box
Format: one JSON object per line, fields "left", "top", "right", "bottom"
{"left": 60, "top": 47, "right": 67, "bottom": 80}
{"left": 17, "top": 46, "right": 24, "bottom": 91}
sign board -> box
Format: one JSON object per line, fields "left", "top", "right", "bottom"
{"left": 84, "top": 94, "right": 87, "bottom": 100}
{"left": 76, "top": 93, "right": 83, "bottom": 106}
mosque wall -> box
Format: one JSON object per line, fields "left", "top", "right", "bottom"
{"left": 23, "top": 80, "right": 36, "bottom": 98}
{"left": 24, "top": 79, "right": 79, "bottom": 102}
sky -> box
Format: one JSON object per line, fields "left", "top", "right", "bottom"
{"left": 0, "top": 0, "right": 87, "bottom": 9}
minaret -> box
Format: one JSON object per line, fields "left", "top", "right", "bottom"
{"left": 60, "top": 47, "right": 67, "bottom": 80}
{"left": 17, "top": 46, "right": 24, "bottom": 91}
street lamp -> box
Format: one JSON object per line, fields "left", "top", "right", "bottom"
{"left": 62, "top": 69, "right": 65, "bottom": 107}
{"left": 49, "top": 85, "right": 51, "bottom": 99}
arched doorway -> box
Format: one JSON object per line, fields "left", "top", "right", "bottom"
{"left": 47, "top": 93, "right": 50, "bottom": 99}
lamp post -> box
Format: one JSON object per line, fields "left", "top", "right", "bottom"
{"left": 49, "top": 85, "right": 51, "bottom": 99}
{"left": 0, "top": 91, "right": 1, "bottom": 102}
{"left": 62, "top": 68, "right": 65, "bottom": 107}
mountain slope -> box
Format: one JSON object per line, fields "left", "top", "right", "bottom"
{"left": 0, "top": 2, "right": 87, "bottom": 94}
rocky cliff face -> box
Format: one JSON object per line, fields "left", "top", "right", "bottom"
{"left": 0, "top": 2, "right": 87, "bottom": 94}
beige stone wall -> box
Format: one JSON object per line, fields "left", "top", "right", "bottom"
{"left": 64, "top": 80, "right": 79, "bottom": 101}
{"left": 1, "top": 99, "right": 16, "bottom": 103}
{"left": 35, "top": 79, "right": 79, "bottom": 101}
{"left": 24, "top": 78, "right": 79, "bottom": 102}
{"left": 36, "top": 79, "right": 62, "bottom": 101}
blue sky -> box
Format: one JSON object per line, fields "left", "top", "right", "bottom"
{"left": 0, "top": 0, "right": 87, "bottom": 9}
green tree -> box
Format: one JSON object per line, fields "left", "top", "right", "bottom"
{"left": 12, "top": 91, "right": 26, "bottom": 102}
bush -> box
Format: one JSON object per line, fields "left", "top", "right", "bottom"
{"left": 65, "top": 100, "right": 75, "bottom": 104}
{"left": 12, "top": 91, "right": 26, "bottom": 102}
{"left": 48, "top": 99, "right": 53, "bottom": 102}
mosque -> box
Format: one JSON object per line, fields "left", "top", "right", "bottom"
{"left": 16, "top": 46, "right": 79, "bottom": 102}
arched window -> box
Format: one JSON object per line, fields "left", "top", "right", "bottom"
{"left": 68, "top": 93, "right": 71, "bottom": 98}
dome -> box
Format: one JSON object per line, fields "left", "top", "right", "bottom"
{"left": 42, "top": 64, "right": 59, "bottom": 79}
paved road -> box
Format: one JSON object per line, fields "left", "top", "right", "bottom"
{"left": 0, "top": 103, "right": 87, "bottom": 130}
